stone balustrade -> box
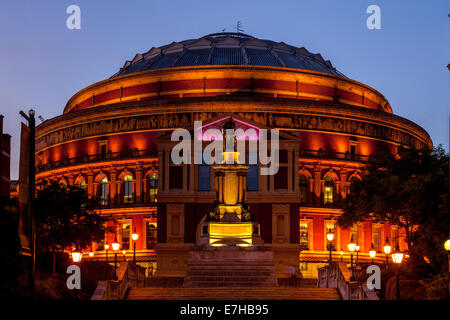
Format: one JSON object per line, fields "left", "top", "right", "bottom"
{"left": 318, "top": 262, "right": 379, "bottom": 300}
{"left": 91, "top": 262, "right": 147, "bottom": 300}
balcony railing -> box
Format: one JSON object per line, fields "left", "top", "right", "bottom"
{"left": 37, "top": 148, "right": 157, "bottom": 173}
{"left": 300, "top": 149, "right": 370, "bottom": 162}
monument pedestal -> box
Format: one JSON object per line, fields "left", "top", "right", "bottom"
{"left": 183, "top": 246, "right": 278, "bottom": 287}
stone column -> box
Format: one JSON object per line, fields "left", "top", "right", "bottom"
{"left": 314, "top": 167, "right": 321, "bottom": 204}
{"left": 136, "top": 167, "right": 142, "bottom": 203}
{"left": 142, "top": 178, "right": 148, "bottom": 203}
{"left": 87, "top": 172, "right": 94, "bottom": 199}
{"left": 117, "top": 181, "right": 123, "bottom": 205}
{"left": 110, "top": 170, "right": 117, "bottom": 205}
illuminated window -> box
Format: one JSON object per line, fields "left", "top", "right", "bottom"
{"left": 100, "top": 177, "right": 108, "bottom": 206}
{"left": 124, "top": 175, "right": 133, "bottom": 204}
{"left": 79, "top": 179, "right": 86, "bottom": 190}
{"left": 98, "top": 140, "right": 108, "bottom": 158}
{"left": 300, "top": 262, "right": 308, "bottom": 271}
{"left": 145, "top": 222, "right": 157, "bottom": 249}
{"left": 299, "top": 222, "right": 309, "bottom": 249}
{"left": 373, "top": 224, "right": 382, "bottom": 251}
{"left": 96, "top": 238, "right": 105, "bottom": 251}
{"left": 350, "top": 223, "right": 359, "bottom": 244}
{"left": 325, "top": 222, "right": 336, "bottom": 251}
{"left": 324, "top": 176, "right": 333, "bottom": 204}
{"left": 391, "top": 227, "right": 399, "bottom": 247}
{"left": 59, "top": 179, "right": 67, "bottom": 188}
{"left": 122, "top": 223, "right": 130, "bottom": 250}
{"left": 149, "top": 173, "right": 158, "bottom": 202}
{"left": 349, "top": 138, "right": 358, "bottom": 155}
{"left": 299, "top": 175, "right": 308, "bottom": 203}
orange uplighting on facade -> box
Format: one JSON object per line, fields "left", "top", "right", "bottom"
{"left": 34, "top": 32, "right": 429, "bottom": 278}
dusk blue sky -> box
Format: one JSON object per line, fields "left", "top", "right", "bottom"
{"left": 0, "top": 0, "right": 448, "bottom": 180}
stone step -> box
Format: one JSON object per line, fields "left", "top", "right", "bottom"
{"left": 126, "top": 287, "right": 340, "bottom": 300}
{"left": 186, "top": 271, "right": 274, "bottom": 276}
{"left": 278, "top": 278, "right": 319, "bottom": 288}
{"left": 186, "top": 275, "right": 269, "bottom": 281}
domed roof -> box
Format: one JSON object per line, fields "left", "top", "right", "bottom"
{"left": 111, "top": 33, "right": 345, "bottom": 78}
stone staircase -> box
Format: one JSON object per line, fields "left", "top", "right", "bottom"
{"left": 183, "top": 248, "right": 278, "bottom": 287}
{"left": 125, "top": 287, "right": 340, "bottom": 300}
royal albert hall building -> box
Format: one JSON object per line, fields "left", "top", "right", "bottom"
{"left": 35, "top": 33, "right": 431, "bottom": 279}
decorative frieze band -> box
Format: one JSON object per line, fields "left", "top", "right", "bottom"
{"left": 36, "top": 111, "right": 428, "bottom": 151}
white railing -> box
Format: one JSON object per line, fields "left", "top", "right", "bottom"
{"left": 91, "top": 262, "right": 147, "bottom": 300}
{"left": 318, "top": 262, "right": 379, "bottom": 300}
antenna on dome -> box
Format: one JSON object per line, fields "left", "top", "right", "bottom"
{"left": 236, "top": 21, "right": 244, "bottom": 33}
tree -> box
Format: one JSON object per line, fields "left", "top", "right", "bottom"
{"left": 337, "top": 146, "right": 449, "bottom": 272}
{"left": 36, "top": 180, "right": 107, "bottom": 273}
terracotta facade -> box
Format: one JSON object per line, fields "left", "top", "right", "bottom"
{"left": 35, "top": 36, "right": 432, "bottom": 278}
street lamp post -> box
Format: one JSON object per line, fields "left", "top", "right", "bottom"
{"left": 112, "top": 237, "right": 120, "bottom": 280}
{"left": 445, "top": 239, "right": 450, "bottom": 295}
{"left": 340, "top": 250, "right": 344, "bottom": 262}
{"left": 71, "top": 250, "right": 82, "bottom": 299}
{"left": 132, "top": 228, "right": 139, "bottom": 264}
{"left": 326, "top": 229, "right": 334, "bottom": 265}
{"left": 383, "top": 237, "right": 391, "bottom": 267}
{"left": 104, "top": 244, "right": 109, "bottom": 264}
{"left": 348, "top": 236, "right": 356, "bottom": 281}
{"left": 122, "top": 250, "right": 127, "bottom": 262}
{"left": 71, "top": 251, "right": 83, "bottom": 263}
{"left": 392, "top": 242, "right": 404, "bottom": 300}
{"left": 369, "top": 243, "right": 376, "bottom": 264}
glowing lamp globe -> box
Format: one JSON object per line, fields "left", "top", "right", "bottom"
{"left": 112, "top": 241, "right": 120, "bottom": 252}
{"left": 392, "top": 244, "right": 404, "bottom": 264}
{"left": 132, "top": 228, "right": 139, "bottom": 241}
{"left": 348, "top": 242, "right": 356, "bottom": 252}
{"left": 444, "top": 239, "right": 450, "bottom": 251}
{"left": 71, "top": 251, "right": 82, "bottom": 263}
{"left": 383, "top": 237, "right": 391, "bottom": 255}
{"left": 122, "top": 250, "right": 127, "bottom": 255}
{"left": 89, "top": 251, "right": 94, "bottom": 257}
{"left": 355, "top": 245, "right": 360, "bottom": 252}
{"left": 369, "top": 243, "right": 376, "bottom": 259}
{"left": 326, "top": 231, "right": 334, "bottom": 242}
{"left": 104, "top": 244, "right": 109, "bottom": 250}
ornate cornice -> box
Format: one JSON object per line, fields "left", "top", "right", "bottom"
{"left": 36, "top": 97, "right": 432, "bottom": 153}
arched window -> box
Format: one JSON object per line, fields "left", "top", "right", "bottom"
{"left": 100, "top": 177, "right": 108, "bottom": 206}
{"left": 324, "top": 176, "right": 333, "bottom": 204}
{"left": 277, "top": 215, "right": 285, "bottom": 236}
{"left": 149, "top": 173, "right": 158, "bottom": 203}
{"left": 349, "top": 177, "right": 359, "bottom": 186}
{"left": 299, "top": 175, "right": 308, "bottom": 203}
{"left": 121, "top": 222, "right": 130, "bottom": 250}
{"left": 59, "top": 179, "right": 67, "bottom": 188}
{"left": 146, "top": 222, "right": 157, "bottom": 249}
{"left": 79, "top": 179, "right": 86, "bottom": 190}
{"left": 123, "top": 174, "right": 133, "bottom": 204}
